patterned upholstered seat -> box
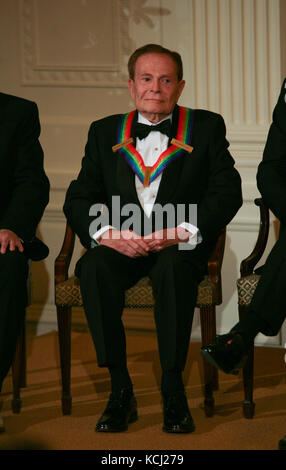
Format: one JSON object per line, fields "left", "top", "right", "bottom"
{"left": 55, "top": 275, "right": 82, "bottom": 307}
{"left": 237, "top": 273, "right": 261, "bottom": 307}
{"left": 55, "top": 222, "right": 226, "bottom": 417}
{"left": 55, "top": 274, "right": 217, "bottom": 309}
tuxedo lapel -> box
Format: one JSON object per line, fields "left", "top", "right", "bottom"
{"left": 116, "top": 150, "right": 141, "bottom": 205}
{"left": 155, "top": 105, "right": 187, "bottom": 205}
{"left": 115, "top": 110, "right": 141, "bottom": 205}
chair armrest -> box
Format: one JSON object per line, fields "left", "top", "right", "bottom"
{"left": 55, "top": 222, "right": 75, "bottom": 284}
{"left": 206, "top": 228, "right": 226, "bottom": 304}
{"left": 207, "top": 228, "right": 226, "bottom": 282}
{"left": 240, "top": 198, "right": 269, "bottom": 277}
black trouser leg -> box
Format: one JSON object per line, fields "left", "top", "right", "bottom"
{"left": 0, "top": 251, "right": 28, "bottom": 391}
{"left": 149, "top": 246, "right": 200, "bottom": 394}
{"left": 235, "top": 229, "right": 286, "bottom": 340}
{"left": 76, "top": 246, "right": 152, "bottom": 368}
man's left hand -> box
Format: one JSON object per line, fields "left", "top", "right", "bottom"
{"left": 144, "top": 227, "right": 190, "bottom": 252}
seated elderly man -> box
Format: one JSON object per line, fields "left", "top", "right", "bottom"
{"left": 64, "top": 43, "right": 242, "bottom": 433}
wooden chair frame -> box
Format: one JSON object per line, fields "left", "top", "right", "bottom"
{"left": 238, "top": 198, "right": 269, "bottom": 418}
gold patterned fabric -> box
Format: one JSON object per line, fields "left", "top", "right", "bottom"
{"left": 55, "top": 274, "right": 218, "bottom": 308}
{"left": 125, "top": 277, "right": 154, "bottom": 307}
{"left": 196, "top": 277, "right": 217, "bottom": 306}
{"left": 55, "top": 276, "right": 83, "bottom": 307}
{"left": 237, "top": 273, "right": 261, "bottom": 306}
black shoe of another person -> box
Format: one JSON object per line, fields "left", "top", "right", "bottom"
{"left": 278, "top": 435, "right": 286, "bottom": 450}
{"left": 200, "top": 332, "right": 248, "bottom": 375}
{"left": 162, "top": 390, "right": 195, "bottom": 433}
{"left": 95, "top": 388, "right": 138, "bottom": 432}
{"left": 0, "top": 415, "right": 5, "bottom": 433}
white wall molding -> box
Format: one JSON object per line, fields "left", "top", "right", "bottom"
{"left": 20, "top": 0, "right": 129, "bottom": 87}
{"left": 19, "top": 0, "right": 170, "bottom": 88}
{"left": 174, "top": 0, "right": 281, "bottom": 126}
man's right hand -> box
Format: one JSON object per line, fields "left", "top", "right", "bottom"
{"left": 98, "top": 229, "right": 150, "bottom": 258}
{"left": 0, "top": 229, "right": 24, "bottom": 255}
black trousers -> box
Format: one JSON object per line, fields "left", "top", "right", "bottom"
{"left": 0, "top": 251, "right": 28, "bottom": 391}
{"left": 75, "top": 245, "right": 202, "bottom": 374}
{"left": 249, "top": 227, "right": 286, "bottom": 336}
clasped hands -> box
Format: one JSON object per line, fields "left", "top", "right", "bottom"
{"left": 98, "top": 227, "right": 190, "bottom": 258}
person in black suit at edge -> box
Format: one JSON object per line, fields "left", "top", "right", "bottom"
{"left": 200, "top": 78, "right": 286, "bottom": 448}
{"left": 0, "top": 93, "right": 50, "bottom": 432}
{"left": 64, "top": 44, "right": 242, "bottom": 433}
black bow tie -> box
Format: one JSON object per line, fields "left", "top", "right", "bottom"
{"left": 134, "top": 119, "right": 171, "bottom": 140}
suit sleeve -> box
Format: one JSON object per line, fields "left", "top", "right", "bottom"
{"left": 196, "top": 114, "right": 242, "bottom": 241}
{"left": 256, "top": 79, "right": 286, "bottom": 223}
{"left": 63, "top": 122, "right": 108, "bottom": 248}
{"left": 0, "top": 100, "right": 50, "bottom": 241}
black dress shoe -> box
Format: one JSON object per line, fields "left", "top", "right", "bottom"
{"left": 0, "top": 415, "right": 5, "bottom": 433}
{"left": 162, "top": 391, "right": 195, "bottom": 433}
{"left": 200, "top": 332, "right": 248, "bottom": 374}
{"left": 95, "top": 388, "right": 138, "bottom": 432}
{"left": 278, "top": 435, "right": 286, "bottom": 450}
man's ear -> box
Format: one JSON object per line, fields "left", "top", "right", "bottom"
{"left": 177, "top": 80, "right": 186, "bottom": 100}
{"left": 128, "top": 78, "right": 135, "bottom": 99}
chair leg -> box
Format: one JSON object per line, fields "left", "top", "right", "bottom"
{"left": 11, "top": 318, "right": 26, "bottom": 414}
{"left": 200, "top": 305, "right": 218, "bottom": 417}
{"left": 56, "top": 305, "right": 72, "bottom": 415}
{"left": 20, "top": 321, "right": 26, "bottom": 388}
{"left": 239, "top": 304, "right": 255, "bottom": 418}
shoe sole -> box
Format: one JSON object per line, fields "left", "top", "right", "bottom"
{"left": 0, "top": 416, "right": 5, "bottom": 433}
{"left": 162, "top": 423, "right": 195, "bottom": 434}
{"left": 278, "top": 438, "right": 286, "bottom": 450}
{"left": 95, "top": 410, "right": 138, "bottom": 433}
{"left": 200, "top": 349, "right": 240, "bottom": 375}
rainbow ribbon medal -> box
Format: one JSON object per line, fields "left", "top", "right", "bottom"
{"left": 112, "top": 106, "right": 194, "bottom": 187}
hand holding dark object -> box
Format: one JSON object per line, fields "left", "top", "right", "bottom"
{"left": 0, "top": 229, "right": 24, "bottom": 254}
{"left": 0, "top": 230, "right": 49, "bottom": 260}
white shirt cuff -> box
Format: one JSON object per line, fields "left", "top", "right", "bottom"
{"left": 178, "top": 222, "right": 202, "bottom": 246}
{"left": 91, "top": 225, "right": 115, "bottom": 247}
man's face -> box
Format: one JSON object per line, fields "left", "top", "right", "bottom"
{"left": 128, "top": 53, "right": 185, "bottom": 123}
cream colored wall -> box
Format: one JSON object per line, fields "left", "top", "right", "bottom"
{"left": 0, "top": 0, "right": 284, "bottom": 344}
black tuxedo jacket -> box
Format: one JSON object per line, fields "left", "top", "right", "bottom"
{"left": 247, "top": 78, "right": 286, "bottom": 335}
{"left": 64, "top": 105, "right": 242, "bottom": 269}
{"left": 257, "top": 78, "right": 286, "bottom": 224}
{"left": 0, "top": 93, "right": 50, "bottom": 260}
